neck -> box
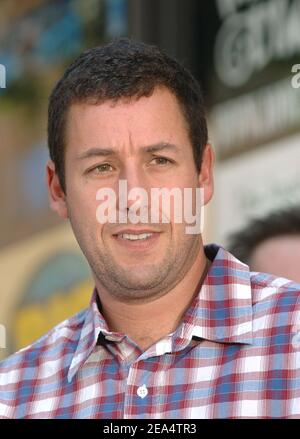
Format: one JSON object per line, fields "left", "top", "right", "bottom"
{"left": 95, "top": 247, "right": 210, "bottom": 351}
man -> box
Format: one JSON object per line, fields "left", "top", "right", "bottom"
{"left": 0, "top": 39, "right": 299, "bottom": 419}
{"left": 228, "top": 207, "right": 300, "bottom": 283}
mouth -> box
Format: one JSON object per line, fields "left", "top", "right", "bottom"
{"left": 112, "top": 229, "right": 161, "bottom": 250}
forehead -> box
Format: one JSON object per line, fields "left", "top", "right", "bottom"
{"left": 251, "top": 234, "right": 300, "bottom": 272}
{"left": 252, "top": 235, "right": 300, "bottom": 257}
{"left": 251, "top": 235, "right": 300, "bottom": 278}
{"left": 64, "top": 86, "right": 191, "bottom": 156}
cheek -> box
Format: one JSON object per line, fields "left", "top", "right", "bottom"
{"left": 170, "top": 221, "right": 188, "bottom": 242}
{"left": 173, "top": 184, "right": 201, "bottom": 219}
{"left": 67, "top": 186, "right": 100, "bottom": 225}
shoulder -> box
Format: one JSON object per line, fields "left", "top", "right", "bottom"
{"left": 0, "top": 308, "right": 87, "bottom": 382}
{"left": 250, "top": 272, "right": 300, "bottom": 332}
{"left": 250, "top": 271, "right": 300, "bottom": 306}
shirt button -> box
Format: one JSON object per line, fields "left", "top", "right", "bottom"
{"left": 137, "top": 384, "right": 148, "bottom": 399}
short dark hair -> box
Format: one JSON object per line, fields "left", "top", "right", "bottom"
{"left": 228, "top": 207, "right": 300, "bottom": 265}
{"left": 48, "top": 38, "right": 208, "bottom": 192}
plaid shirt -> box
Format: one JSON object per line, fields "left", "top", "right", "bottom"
{"left": 0, "top": 244, "right": 299, "bottom": 419}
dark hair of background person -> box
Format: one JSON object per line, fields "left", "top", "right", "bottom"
{"left": 228, "top": 206, "right": 300, "bottom": 265}
{"left": 48, "top": 38, "right": 208, "bottom": 193}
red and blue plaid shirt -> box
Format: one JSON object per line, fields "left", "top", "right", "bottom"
{"left": 0, "top": 244, "right": 299, "bottom": 418}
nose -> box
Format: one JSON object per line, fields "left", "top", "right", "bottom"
{"left": 117, "top": 161, "right": 150, "bottom": 215}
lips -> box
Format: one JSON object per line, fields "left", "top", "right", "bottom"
{"left": 118, "top": 232, "right": 154, "bottom": 241}
{"left": 112, "top": 228, "right": 160, "bottom": 237}
{"left": 112, "top": 229, "right": 161, "bottom": 250}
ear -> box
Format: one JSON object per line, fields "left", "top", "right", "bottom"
{"left": 46, "top": 160, "right": 69, "bottom": 219}
{"left": 198, "top": 143, "right": 214, "bottom": 206}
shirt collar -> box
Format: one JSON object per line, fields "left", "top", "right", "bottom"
{"left": 68, "top": 243, "right": 253, "bottom": 381}
{"left": 174, "top": 243, "right": 253, "bottom": 346}
{"left": 67, "top": 290, "right": 112, "bottom": 382}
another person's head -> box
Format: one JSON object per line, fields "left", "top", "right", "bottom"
{"left": 228, "top": 207, "right": 300, "bottom": 283}
{"left": 46, "top": 38, "right": 214, "bottom": 303}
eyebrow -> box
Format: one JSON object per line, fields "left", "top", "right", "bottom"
{"left": 76, "top": 142, "right": 180, "bottom": 160}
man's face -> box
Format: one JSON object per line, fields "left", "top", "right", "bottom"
{"left": 49, "top": 86, "right": 213, "bottom": 302}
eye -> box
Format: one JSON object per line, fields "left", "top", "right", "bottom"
{"left": 150, "top": 156, "right": 173, "bottom": 166}
{"left": 91, "top": 163, "right": 113, "bottom": 174}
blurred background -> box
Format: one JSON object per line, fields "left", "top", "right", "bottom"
{"left": 1, "top": 0, "right": 300, "bottom": 358}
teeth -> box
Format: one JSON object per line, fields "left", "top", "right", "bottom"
{"left": 120, "top": 233, "right": 153, "bottom": 240}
